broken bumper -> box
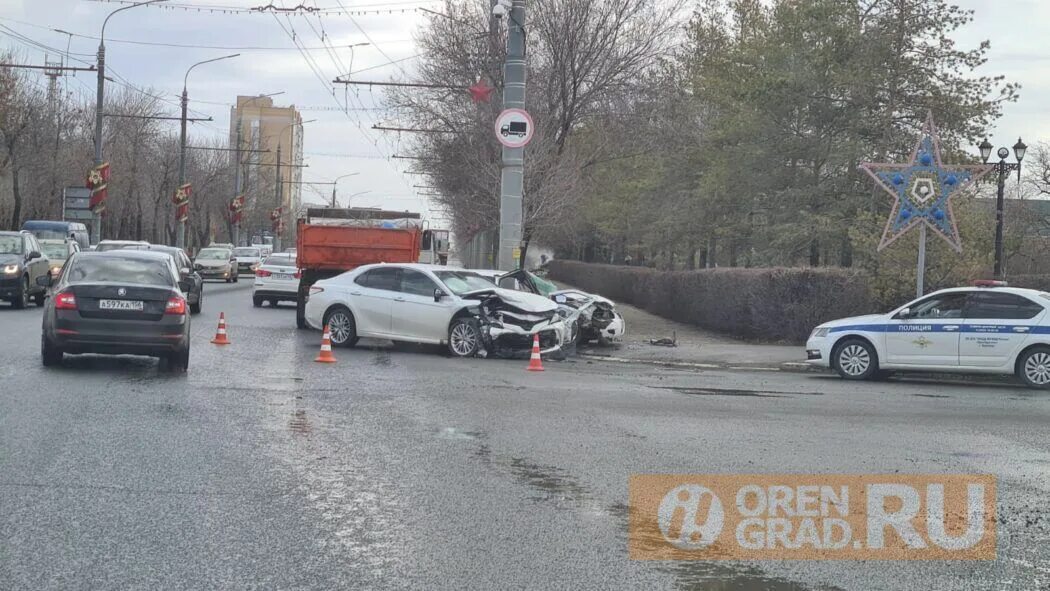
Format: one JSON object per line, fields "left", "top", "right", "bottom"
{"left": 481, "top": 317, "right": 571, "bottom": 359}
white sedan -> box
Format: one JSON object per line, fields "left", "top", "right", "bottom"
{"left": 304, "top": 264, "right": 573, "bottom": 358}
{"left": 252, "top": 253, "right": 299, "bottom": 307}
{"left": 806, "top": 283, "right": 1050, "bottom": 388}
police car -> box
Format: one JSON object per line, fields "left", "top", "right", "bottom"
{"left": 806, "top": 281, "right": 1050, "bottom": 388}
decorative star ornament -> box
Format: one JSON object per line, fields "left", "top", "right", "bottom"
{"left": 467, "top": 78, "right": 494, "bottom": 103}
{"left": 860, "top": 113, "right": 993, "bottom": 252}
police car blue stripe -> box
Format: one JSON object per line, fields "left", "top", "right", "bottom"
{"left": 828, "top": 324, "right": 1050, "bottom": 334}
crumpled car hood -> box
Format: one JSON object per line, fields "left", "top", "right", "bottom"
{"left": 461, "top": 287, "right": 559, "bottom": 313}
{"left": 551, "top": 289, "right": 613, "bottom": 308}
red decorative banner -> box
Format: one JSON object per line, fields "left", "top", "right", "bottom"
{"left": 172, "top": 183, "right": 192, "bottom": 223}
{"left": 229, "top": 195, "right": 245, "bottom": 224}
{"left": 86, "top": 162, "right": 111, "bottom": 215}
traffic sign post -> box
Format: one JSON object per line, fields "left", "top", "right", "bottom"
{"left": 495, "top": 108, "right": 534, "bottom": 149}
{"left": 63, "top": 186, "right": 94, "bottom": 222}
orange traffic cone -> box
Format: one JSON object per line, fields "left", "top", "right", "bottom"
{"left": 315, "top": 324, "right": 337, "bottom": 363}
{"left": 526, "top": 333, "right": 544, "bottom": 372}
{"left": 210, "top": 312, "right": 230, "bottom": 345}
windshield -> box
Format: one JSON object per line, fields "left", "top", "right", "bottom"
{"left": 64, "top": 256, "right": 173, "bottom": 287}
{"left": 434, "top": 271, "right": 497, "bottom": 296}
{"left": 263, "top": 255, "right": 294, "bottom": 266}
{"left": 28, "top": 229, "right": 68, "bottom": 240}
{"left": 234, "top": 248, "right": 261, "bottom": 257}
{"left": 0, "top": 235, "right": 22, "bottom": 255}
{"left": 197, "top": 249, "right": 230, "bottom": 260}
{"left": 96, "top": 242, "right": 147, "bottom": 252}
{"left": 39, "top": 243, "right": 69, "bottom": 260}
{"left": 525, "top": 271, "right": 558, "bottom": 296}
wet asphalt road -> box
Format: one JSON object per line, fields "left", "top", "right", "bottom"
{"left": 1, "top": 281, "right": 1048, "bottom": 590}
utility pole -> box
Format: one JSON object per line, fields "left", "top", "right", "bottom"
{"left": 275, "top": 143, "right": 282, "bottom": 252}
{"left": 233, "top": 117, "right": 243, "bottom": 247}
{"left": 497, "top": 0, "right": 526, "bottom": 270}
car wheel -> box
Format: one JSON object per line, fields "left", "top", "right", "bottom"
{"left": 234, "top": 273, "right": 239, "bottom": 283}
{"left": 190, "top": 295, "right": 201, "bottom": 315}
{"left": 12, "top": 277, "right": 28, "bottom": 309}
{"left": 448, "top": 318, "right": 481, "bottom": 358}
{"left": 832, "top": 338, "right": 878, "bottom": 380}
{"left": 296, "top": 293, "right": 307, "bottom": 329}
{"left": 253, "top": 295, "right": 263, "bottom": 308}
{"left": 167, "top": 344, "right": 190, "bottom": 372}
{"left": 41, "top": 334, "right": 63, "bottom": 367}
{"left": 1017, "top": 347, "right": 1050, "bottom": 389}
{"left": 324, "top": 306, "right": 358, "bottom": 348}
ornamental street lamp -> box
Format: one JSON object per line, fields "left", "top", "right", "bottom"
{"left": 331, "top": 173, "right": 360, "bottom": 208}
{"left": 979, "top": 137, "right": 1027, "bottom": 279}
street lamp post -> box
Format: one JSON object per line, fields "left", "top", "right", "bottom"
{"left": 979, "top": 137, "right": 1027, "bottom": 279}
{"left": 331, "top": 173, "right": 360, "bottom": 207}
{"left": 177, "top": 53, "right": 239, "bottom": 248}
{"left": 345, "top": 190, "right": 371, "bottom": 207}
{"left": 94, "top": 0, "right": 167, "bottom": 244}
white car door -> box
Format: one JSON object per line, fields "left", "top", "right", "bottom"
{"left": 347, "top": 268, "right": 398, "bottom": 336}
{"left": 390, "top": 269, "right": 455, "bottom": 343}
{"left": 883, "top": 292, "right": 967, "bottom": 367}
{"left": 960, "top": 291, "right": 1047, "bottom": 368}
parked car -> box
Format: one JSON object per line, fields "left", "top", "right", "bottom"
{"left": 303, "top": 264, "right": 572, "bottom": 358}
{"left": 39, "top": 250, "right": 193, "bottom": 371}
{"left": 253, "top": 253, "right": 299, "bottom": 307}
{"left": 193, "top": 247, "right": 238, "bottom": 282}
{"left": 0, "top": 231, "right": 51, "bottom": 309}
{"left": 806, "top": 282, "right": 1050, "bottom": 389}
{"left": 21, "top": 220, "right": 90, "bottom": 250}
{"left": 38, "top": 239, "right": 80, "bottom": 279}
{"left": 95, "top": 239, "right": 149, "bottom": 252}
{"left": 148, "top": 244, "right": 203, "bottom": 314}
{"left": 472, "top": 268, "right": 627, "bottom": 345}
{"left": 233, "top": 246, "right": 263, "bottom": 275}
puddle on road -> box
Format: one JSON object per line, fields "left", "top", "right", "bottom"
{"left": 655, "top": 386, "right": 793, "bottom": 398}
{"left": 371, "top": 351, "right": 393, "bottom": 367}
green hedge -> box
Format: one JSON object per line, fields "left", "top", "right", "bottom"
{"left": 547, "top": 261, "right": 874, "bottom": 343}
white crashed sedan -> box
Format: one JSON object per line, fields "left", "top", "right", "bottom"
{"left": 303, "top": 264, "right": 573, "bottom": 358}
{"left": 806, "top": 282, "right": 1050, "bottom": 388}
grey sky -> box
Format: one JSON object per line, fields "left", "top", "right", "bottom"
{"left": 0, "top": 0, "right": 1045, "bottom": 224}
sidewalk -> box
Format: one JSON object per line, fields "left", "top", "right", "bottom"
{"left": 574, "top": 295, "right": 811, "bottom": 372}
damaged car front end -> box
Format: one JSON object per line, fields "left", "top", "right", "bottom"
{"left": 462, "top": 288, "right": 573, "bottom": 359}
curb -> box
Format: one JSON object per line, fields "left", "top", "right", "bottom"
{"left": 577, "top": 353, "right": 823, "bottom": 374}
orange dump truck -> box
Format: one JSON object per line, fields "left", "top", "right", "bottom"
{"left": 295, "top": 208, "right": 421, "bottom": 328}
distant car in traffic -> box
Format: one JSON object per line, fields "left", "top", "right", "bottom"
{"left": 252, "top": 253, "right": 299, "bottom": 308}
{"left": 251, "top": 244, "right": 273, "bottom": 258}
{"left": 0, "top": 231, "right": 51, "bottom": 309}
{"left": 38, "top": 239, "right": 80, "bottom": 281}
{"left": 233, "top": 246, "right": 263, "bottom": 275}
{"left": 95, "top": 239, "right": 149, "bottom": 252}
{"left": 303, "top": 263, "right": 572, "bottom": 358}
{"left": 21, "top": 220, "right": 90, "bottom": 250}
{"left": 193, "top": 247, "right": 238, "bottom": 283}
{"left": 148, "top": 244, "right": 203, "bottom": 314}
{"left": 806, "top": 282, "right": 1050, "bottom": 389}
{"left": 39, "top": 250, "right": 193, "bottom": 371}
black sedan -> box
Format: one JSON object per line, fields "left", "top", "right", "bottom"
{"left": 39, "top": 251, "right": 193, "bottom": 371}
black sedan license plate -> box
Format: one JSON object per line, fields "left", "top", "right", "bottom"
{"left": 99, "top": 299, "right": 144, "bottom": 311}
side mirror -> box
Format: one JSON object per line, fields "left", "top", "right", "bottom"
{"left": 434, "top": 288, "right": 445, "bottom": 302}
{"left": 180, "top": 267, "right": 191, "bottom": 277}
{"left": 898, "top": 307, "right": 912, "bottom": 319}
{"left": 36, "top": 275, "right": 53, "bottom": 288}
{"left": 27, "top": 250, "right": 41, "bottom": 260}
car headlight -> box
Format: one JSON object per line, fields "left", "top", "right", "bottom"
{"left": 811, "top": 327, "right": 830, "bottom": 339}
{"left": 2, "top": 264, "right": 19, "bottom": 274}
